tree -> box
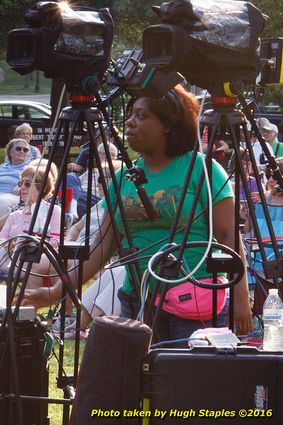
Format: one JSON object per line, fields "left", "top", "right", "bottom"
{"left": 0, "top": 0, "right": 35, "bottom": 58}
{"left": 252, "top": 0, "right": 283, "bottom": 37}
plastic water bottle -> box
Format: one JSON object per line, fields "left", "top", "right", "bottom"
{"left": 263, "top": 288, "right": 283, "bottom": 351}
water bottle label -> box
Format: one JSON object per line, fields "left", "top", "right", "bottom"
{"left": 263, "top": 308, "right": 283, "bottom": 321}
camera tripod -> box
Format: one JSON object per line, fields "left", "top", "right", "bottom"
{"left": 144, "top": 94, "right": 283, "bottom": 339}
{"left": 2, "top": 79, "right": 159, "bottom": 425}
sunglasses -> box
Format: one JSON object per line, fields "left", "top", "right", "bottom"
{"left": 15, "top": 146, "right": 29, "bottom": 153}
{"left": 18, "top": 180, "right": 40, "bottom": 189}
{"left": 18, "top": 180, "right": 33, "bottom": 188}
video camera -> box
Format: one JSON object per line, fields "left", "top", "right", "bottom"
{"left": 6, "top": 1, "right": 114, "bottom": 80}
{"left": 107, "top": 48, "right": 184, "bottom": 98}
{"left": 6, "top": 1, "right": 182, "bottom": 98}
{"left": 6, "top": 0, "right": 282, "bottom": 99}
{"left": 142, "top": 0, "right": 267, "bottom": 95}
{"left": 259, "top": 38, "right": 283, "bottom": 85}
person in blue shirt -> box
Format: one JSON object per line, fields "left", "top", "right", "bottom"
{"left": 0, "top": 138, "right": 32, "bottom": 216}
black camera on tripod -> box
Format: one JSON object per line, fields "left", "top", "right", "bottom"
{"left": 6, "top": 1, "right": 183, "bottom": 99}
{"left": 6, "top": 1, "right": 114, "bottom": 80}
{"left": 142, "top": 0, "right": 267, "bottom": 95}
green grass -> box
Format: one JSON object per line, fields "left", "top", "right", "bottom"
{"left": 0, "top": 148, "right": 4, "bottom": 163}
{"left": 0, "top": 60, "right": 52, "bottom": 95}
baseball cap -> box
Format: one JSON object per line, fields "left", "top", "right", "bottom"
{"left": 262, "top": 122, "right": 278, "bottom": 134}
{"left": 256, "top": 117, "right": 270, "bottom": 130}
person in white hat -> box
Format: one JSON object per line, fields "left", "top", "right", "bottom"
{"left": 261, "top": 120, "right": 283, "bottom": 158}
{"left": 248, "top": 120, "right": 273, "bottom": 170}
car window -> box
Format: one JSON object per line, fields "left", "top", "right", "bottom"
{"left": 0, "top": 105, "right": 13, "bottom": 118}
{"left": 16, "top": 106, "right": 31, "bottom": 120}
{"left": 29, "top": 107, "right": 50, "bottom": 119}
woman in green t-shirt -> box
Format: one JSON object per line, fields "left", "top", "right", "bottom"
{"left": 16, "top": 85, "right": 252, "bottom": 344}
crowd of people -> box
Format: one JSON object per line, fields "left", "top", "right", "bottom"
{"left": 2, "top": 91, "right": 283, "bottom": 346}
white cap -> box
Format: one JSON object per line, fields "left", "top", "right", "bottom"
{"left": 97, "top": 142, "right": 118, "bottom": 160}
{"left": 263, "top": 123, "right": 278, "bottom": 134}
{"left": 257, "top": 117, "right": 270, "bottom": 130}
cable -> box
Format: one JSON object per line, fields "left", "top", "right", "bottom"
{"left": 147, "top": 241, "right": 244, "bottom": 290}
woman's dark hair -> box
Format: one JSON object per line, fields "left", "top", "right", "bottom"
{"left": 127, "top": 84, "right": 200, "bottom": 157}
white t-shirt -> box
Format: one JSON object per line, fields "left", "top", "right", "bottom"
{"left": 252, "top": 140, "right": 274, "bottom": 168}
{"left": 79, "top": 168, "right": 100, "bottom": 196}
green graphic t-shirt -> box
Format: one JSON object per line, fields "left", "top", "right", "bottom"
{"left": 101, "top": 151, "right": 234, "bottom": 294}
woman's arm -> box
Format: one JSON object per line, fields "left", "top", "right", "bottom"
{"left": 66, "top": 216, "right": 84, "bottom": 241}
{"left": 0, "top": 212, "right": 9, "bottom": 232}
{"left": 213, "top": 197, "right": 252, "bottom": 336}
{"left": 14, "top": 211, "right": 118, "bottom": 308}
{"left": 0, "top": 213, "right": 14, "bottom": 239}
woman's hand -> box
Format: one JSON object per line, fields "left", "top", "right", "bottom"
{"left": 67, "top": 163, "right": 83, "bottom": 173}
{"left": 251, "top": 192, "right": 260, "bottom": 203}
{"left": 234, "top": 298, "right": 253, "bottom": 336}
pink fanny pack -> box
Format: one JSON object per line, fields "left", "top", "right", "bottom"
{"left": 154, "top": 276, "right": 227, "bottom": 321}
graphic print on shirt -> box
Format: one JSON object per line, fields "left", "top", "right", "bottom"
{"left": 122, "top": 184, "right": 195, "bottom": 228}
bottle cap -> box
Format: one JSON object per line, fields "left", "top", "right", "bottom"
{"left": 269, "top": 288, "right": 278, "bottom": 294}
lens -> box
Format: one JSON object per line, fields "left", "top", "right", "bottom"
{"left": 7, "top": 29, "right": 35, "bottom": 68}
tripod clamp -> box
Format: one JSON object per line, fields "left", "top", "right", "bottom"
{"left": 126, "top": 165, "right": 147, "bottom": 185}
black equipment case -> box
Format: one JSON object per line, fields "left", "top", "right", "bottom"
{"left": 0, "top": 320, "right": 49, "bottom": 425}
{"left": 141, "top": 347, "right": 283, "bottom": 424}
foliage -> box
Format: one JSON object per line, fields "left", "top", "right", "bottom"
{"left": 252, "top": 0, "right": 283, "bottom": 37}
{"left": 260, "top": 86, "right": 283, "bottom": 109}
{"left": 0, "top": 0, "right": 35, "bottom": 56}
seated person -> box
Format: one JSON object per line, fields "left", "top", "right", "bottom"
{"left": 0, "top": 138, "right": 32, "bottom": 216}
{"left": 0, "top": 163, "right": 61, "bottom": 279}
{"left": 259, "top": 119, "right": 283, "bottom": 158}
{"left": 240, "top": 157, "right": 283, "bottom": 235}
{"left": 14, "top": 123, "right": 41, "bottom": 161}
{"left": 13, "top": 200, "right": 122, "bottom": 337}
{"left": 0, "top": 158, "right": 58, "bottom": 232}
{"left": 264, "top": 157, "right": 283, "bottom": 206}
{"left": 11, "top": 201, "right": 122, "bottom": 339}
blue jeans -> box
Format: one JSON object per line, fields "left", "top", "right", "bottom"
{"left": 118, "top": 289, "right": 228, "bottom": 348}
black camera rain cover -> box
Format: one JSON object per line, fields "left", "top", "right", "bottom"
{"left": 24, "top": 1, "right": 114, "bottom": 79}
{"left": 153, "top": 0, "right": 267, "bottom": 89}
